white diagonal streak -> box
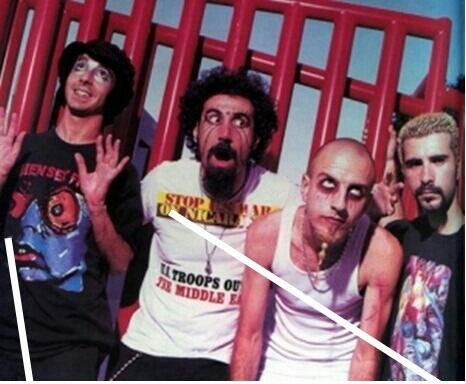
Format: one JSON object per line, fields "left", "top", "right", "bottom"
{"left": 168, "top": 209, "right": 440, "bottom": 382}
{"left": 4, "top": 237, "right": 34, "bottom": 381}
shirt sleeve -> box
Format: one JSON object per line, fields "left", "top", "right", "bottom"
{"left": 106, "top": 163, "right": 144, "bottom": 252}
{"left": 140, "top": 161, "right": 174, "bottom": 225}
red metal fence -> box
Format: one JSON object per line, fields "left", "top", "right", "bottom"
{"left": 0, "top": 0, "right": 464, "bottom": 216}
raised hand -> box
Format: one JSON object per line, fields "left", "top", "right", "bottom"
{"left": 0, "top": 107, "right": 26, "bottom": 179}
{"left": 369, "top": 126, "right": 404, "bottom": 218}
{"left": 382, "top": 125, "right": 398, "bottom": 179}
{"left": 75, "top": 134, "right": 129, "bottom": 208}
{"left": 371, "top": 171, "right": 404, "bottom": 216}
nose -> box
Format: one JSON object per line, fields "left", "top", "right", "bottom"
{"left": 331, "top": 190, "right": 348, "bottom": 218}
{"left": 78, "top": 68, "right": 93, "bottom": 83}
{"left": 218, "top": 120, "right": 233, "bottom": 140}
{"left": 421, "top": 164, "right": 434, "bottom": 184}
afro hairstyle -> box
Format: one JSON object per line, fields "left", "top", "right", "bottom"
{"left": 179, "top": 66, "right": 278, "bottom": 164}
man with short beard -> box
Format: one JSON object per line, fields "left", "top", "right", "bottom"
{"left": 379, "top": 112, "right": 465, "bottom": 381}
{"left": 107, "top": 66, "right": 297, "bottom": 380}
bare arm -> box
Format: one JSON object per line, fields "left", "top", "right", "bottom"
{"left": 86, "top": 201, "right": 133, "bottom": 273}
{"left": 0, "top": 108, "right": 25, "bottom": 191}
{"left": 349, "top": 226, "right": 403, "bottom": 380}
{"left": 75, "top": 135, "right": 134, "bottom": 273}
{"left": 230, "top": 212, "right": 280, "bottom": 380}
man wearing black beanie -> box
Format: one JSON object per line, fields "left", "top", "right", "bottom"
{"left": 0, "top": 40, "right": 142, "bottom": 380}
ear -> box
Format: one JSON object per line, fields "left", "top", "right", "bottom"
{"left": 300, "top": 174, "right": 310, "bottom": 202}
{"left": 455, "top": 155, "right": 461, "bottom": 183}
{"left": 193, "top": 124, "right": 199, "bottom": 143}
{"left": 251, "top": 136, "right": 260, "bottom": 152}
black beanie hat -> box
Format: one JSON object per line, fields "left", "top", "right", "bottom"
{"left": 57, "top": 40, "right": 135, "bottom": 123}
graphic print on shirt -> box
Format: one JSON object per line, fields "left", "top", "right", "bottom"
{"left": 8, "top": 162, "right": 91, "bottom": 293}
{"left": 156, "top": 191, "right": 276, "bottom": 227}
{"left": 390, "top": 255, "right": 451, "bottom": 380}
{"left": 153, "top": 191, "right": 280, "bottom": 305}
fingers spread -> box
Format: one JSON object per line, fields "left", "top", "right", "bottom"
{"left": 8, "top": 113, "right": 19, "bottom": 137}
{"left": 74, "top": 152, "right": 88, "bottom": 176}
{"left": 0, "top": 107, "right": 5, "bottom": 133}
{"left": 96, "top": 135, "right": 104, "bottom": 162}
{"left": 12, "top": 131, "right": 26, "bottom": 155}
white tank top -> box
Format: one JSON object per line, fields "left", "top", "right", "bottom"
{"left": 259, "top": 203, "right": 372, "bottom": 381}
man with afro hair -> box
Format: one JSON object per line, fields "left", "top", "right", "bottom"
{"left": 107, "top": 66, "right": 297, "bottom": 380}
{"left": 0, "top": 40, "right": 142, "bottom": 380}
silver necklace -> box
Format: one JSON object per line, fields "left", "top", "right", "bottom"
{"left": 203, "top": 225, "right": 226, "bottom": 275}
{"left": 198, "top": 171, "right": 228, "bottom": 276}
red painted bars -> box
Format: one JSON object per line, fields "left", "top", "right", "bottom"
{"left": 148, "top": 0, "right": 207, "bottom": 168}
{"left": 10, "top": 0, "right": 61, "bottom": 132}
{"left": 264, "top": 2, "right": 305, "bottom": 170}
{"left": 0, "top": 0, "right": 463, "bottom": 215}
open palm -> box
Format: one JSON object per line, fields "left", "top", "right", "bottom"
{"left": 0, "top": 107, "right": 25, "bottom": 177}
{"left": 75, "top": 134, "right": 129, "bottom": 207}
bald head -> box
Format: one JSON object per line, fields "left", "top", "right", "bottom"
{"left": 300, "top": 138, "right": 375, "bottom": 248}
{"left": 309, "top": 138, "right": 376, "bottom": 186}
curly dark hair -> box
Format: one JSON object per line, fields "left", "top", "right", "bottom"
{"left": 180, "top": 66, "right": 278, "bottom": 163}
{"left": 56, "top": 40, "right": 135, "bottom": 125}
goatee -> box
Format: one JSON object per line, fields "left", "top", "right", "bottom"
{"left": 202, "top": 165, "right": 237, "bottom": 201}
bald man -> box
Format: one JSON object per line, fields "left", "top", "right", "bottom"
{"left": 230, "top": 139, "right": 403, "bottom": 381}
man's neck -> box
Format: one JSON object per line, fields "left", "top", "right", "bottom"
{"left": 56, "top": 108, "right": 103, "bottom": 144}
{"left": 230, "top": 166, "right": 249, "bottom": 200}
{"left": 299, "top": 207, "right": 347, "bottom": 271}
{"left": 427, "top": 197, "right": 464, "bottom": 235}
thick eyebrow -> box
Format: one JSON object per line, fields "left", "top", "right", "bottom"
{"left": 316, "top": 172, "right": 337, "bottom": 181}
{"left": 403, "top": 157, "right": 422, "bottom": 167}
{"left": 204, "top": 108, "right": 252, "bottom": 116}
{"left": 232, "top": 112, "right": 251, "bottom": 120}
{"left": 429, "top": 154, "right": 448, "bottom": 162}
{"left": 204, "top": 108, "right": 221, "bottom": 115}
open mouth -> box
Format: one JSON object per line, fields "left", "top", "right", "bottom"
{"left": 15, "top": 244, "right": 47, "bottom": 270}
{"left": 208, "top": 143, "right": 237, "bottom": 168}
{"left": 73, "top": 87, "right": 92, "bottom": 100}
{"left": 214, "top": 146, "right": 234, "bottom": 160}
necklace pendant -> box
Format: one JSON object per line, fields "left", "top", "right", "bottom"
{"left": 205, "top": 261, "right": 212, "bottom": 275}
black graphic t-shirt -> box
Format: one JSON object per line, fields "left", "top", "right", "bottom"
{"left": 0, "top": 129, "right": 142, "bottom": 359}
{"left": 381, "top": 217, "right": 464, "bottom": 381}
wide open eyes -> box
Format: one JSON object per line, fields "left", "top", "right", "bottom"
{"left": 205, "top": 111, "right": 221, "bottom": 124}
{"left": 72, "top": 58, "right": 113, "bottom": 84}
{"left": 319, "top": 177, "right": 366, "bottom": 201}
{"left": 204, "top": 111, "right": 251, "bottom": 129}
{"left": 320, "top": 177, "right": 336, "bottom": 191}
